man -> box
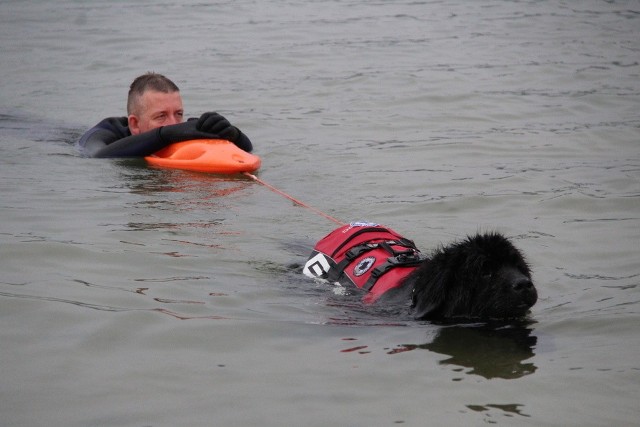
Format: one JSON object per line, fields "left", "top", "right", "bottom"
{"left": 78, "top": 72, "right": 252, "bottom": 157}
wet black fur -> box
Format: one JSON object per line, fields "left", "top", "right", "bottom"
{"left": 402, "top": 232, "right": 537, "bottom": 321}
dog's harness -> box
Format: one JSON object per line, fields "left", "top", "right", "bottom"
{"left": 303, "top": 222, "right": 425, "bottom": 303}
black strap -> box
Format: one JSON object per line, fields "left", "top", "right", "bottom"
{"left": 362, "top": 251, "right": 425, "bottom": 291}
{"left": 329, "top": 227, "right": 391, "bottom": 258}
{"left": 327, "top": 242, "right": 379, "bottom": 282}
{"left": 327, "top": 239, "right": 423, "bottom": 285}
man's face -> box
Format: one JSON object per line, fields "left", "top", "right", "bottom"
{"left": 129, "top": 90, "right": 184, "bottom": 135}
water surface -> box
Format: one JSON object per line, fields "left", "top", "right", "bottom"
{"left": 1, "top": 1, "right": 639, "bottom": 426}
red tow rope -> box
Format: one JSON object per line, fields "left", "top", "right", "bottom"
{"left": 243, "top": 172, "right": 345, "bottom": 226}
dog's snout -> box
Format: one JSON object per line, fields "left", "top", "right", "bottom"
{"left": 499, "top": 266, "right": 534, "bottom": 293}
{"left": 513, "top": 277, "right": 533, "bottom": 292}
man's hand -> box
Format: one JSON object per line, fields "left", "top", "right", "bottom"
{"left": 196, "top": 112, "right": 239, "bottom": 141}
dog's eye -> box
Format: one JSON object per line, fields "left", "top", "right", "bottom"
{"left": 483, "top": 272, "right": 493, "bottom": 280}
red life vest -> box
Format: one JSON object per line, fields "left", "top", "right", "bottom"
{"left": 303, "top": 222, "right": 425, "bottom": 303}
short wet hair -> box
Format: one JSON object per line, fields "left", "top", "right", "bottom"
{"left": 127, "top": 72, "right": 180, "bottom": 115}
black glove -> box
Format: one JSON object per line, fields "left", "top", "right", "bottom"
{"left": 158, "top": 114, "right": 252, "bottom": 152}
{"left": 196, "top": 112, "right": 240, "bottom": 142}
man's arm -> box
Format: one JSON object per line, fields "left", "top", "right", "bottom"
{"left": 158, "top": 113, "right": 253, "bottom": 154}
{"left": 79, "top": 113, "right": 252, "bottom": 158}
{"left": 161, "top": 112, "right": 252, "bottom": 152}
{"left": 77, "top": 117, "right": 130, "bottom": 158}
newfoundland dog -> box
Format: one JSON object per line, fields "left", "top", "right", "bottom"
{"left": 303, "top": 222, "right": 537, "bottom": 321}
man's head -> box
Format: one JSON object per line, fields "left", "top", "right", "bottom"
{"left": 127, "top": 72, "right": 184, "bottom": 135}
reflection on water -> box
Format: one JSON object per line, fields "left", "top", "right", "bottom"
{"left": 110, "top": 163, "right": 254, "bottom": 249}
{"left": 114, "top": 159, "right": 253, "bottom": 199}
{"left": 390, "top": 322, "right": 538, "bottom": 380}
{"left": 466, "top": 403, "right": 531, "bottom": 420}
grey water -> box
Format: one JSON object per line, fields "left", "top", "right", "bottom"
{"left": 1, "top": 1, "right": 639, "bottom": 426}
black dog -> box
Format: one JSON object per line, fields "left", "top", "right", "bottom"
{"left": 303, "top": 223, "right": 537, "bottom": 321}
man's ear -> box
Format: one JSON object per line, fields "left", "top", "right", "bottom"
{"left": 128, "top": 114, "right": 140, "bottom": 135}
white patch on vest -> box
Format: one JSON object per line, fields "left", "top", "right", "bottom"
{"left": 353, "top": 256, "right": 376, "bottom": 277}
{"left": 349, "top": 221, "right": 379, "bottom": 227}
{"left": 303, "top": 253, "right": 331, "bottom": 278}
{"left": 341, "top": 221, "right": 380, "bottom": 234}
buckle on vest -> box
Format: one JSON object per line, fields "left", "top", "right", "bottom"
{"left": 345, "top": 243, "right": 378, "bottom": 261}
{"left": 394, "top": 252, "right": 424, "bottom": 265}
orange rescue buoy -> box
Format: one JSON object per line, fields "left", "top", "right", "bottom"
{"left": 145, "top": 139, "right": 261, "bottom": 174}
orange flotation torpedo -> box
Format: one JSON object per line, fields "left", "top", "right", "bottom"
{"left": 145, "top": 139, "right": 261, "bottom": 174}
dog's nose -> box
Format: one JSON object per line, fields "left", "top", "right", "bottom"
{"left": 513, "top": 277, "right": 534, "bottom": 292}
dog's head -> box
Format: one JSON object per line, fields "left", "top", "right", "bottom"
{"left": 409, "top": 232, "right": 537, "bottom": 321}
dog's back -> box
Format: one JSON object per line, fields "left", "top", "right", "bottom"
{"left": 303, "top": 222, "right": 424, "bottom": 303}
{"left": 304, "top": 225, "right": 537, "bottom": 321}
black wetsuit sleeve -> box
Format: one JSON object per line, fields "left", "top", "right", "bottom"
{"left": 88, "top": 127, "right": 169, "bottom": 158}
{"left": 77, "top": 117, "right": 130, "bottom": 158}
{"left": 80, "top": 117, "right": 253, "bottom": 158}
{"left": 159, "top": 119, "right": 253, "bottom": 153}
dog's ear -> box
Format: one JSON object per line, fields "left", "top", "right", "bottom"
{"left": 407, "top": 248, "right": 456, "bottom": 320}
{"left": 411, "top": 287, "right": 446, "bottom": 320}
{"left": 412, "top": 299, "right": 442, "bottom": 320}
